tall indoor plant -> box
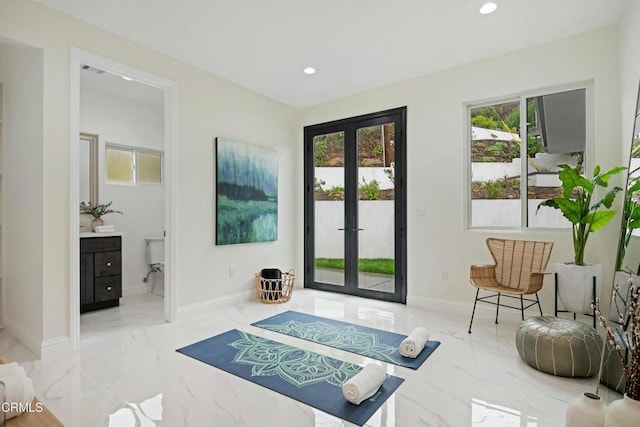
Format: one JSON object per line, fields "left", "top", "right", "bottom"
{"left": 538, "top": 164, "right": 625, "bottom": 313}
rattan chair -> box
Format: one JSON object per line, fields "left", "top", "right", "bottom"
{"left": 468, "top": 237, "right": 554, "bottom": 333}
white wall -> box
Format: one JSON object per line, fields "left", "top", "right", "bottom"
{"left": 0, "top": 0, "right": 298, "bottom": 353}
{"left": 80, "top": 86, "right": 165, "bottom": 296}
{"left": 0, "top": 40, "right": 45, "bottom": 354}
{"left": 297, "top": 27, "right": 623, "bottom": 311}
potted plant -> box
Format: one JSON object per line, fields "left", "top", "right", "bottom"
{"left": 537, "top": 164, "right": 625, "bottom": 313}
{"left": 79, "top": 201, "right": 123, "bottom": 231}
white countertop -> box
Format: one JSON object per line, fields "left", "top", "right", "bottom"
{"left": 80, "top": 232, "right": 125, "bottom": 238}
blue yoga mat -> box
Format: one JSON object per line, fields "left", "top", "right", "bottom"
{"left": 251, "top": 310, "right": 440, "bottom": 369}
{"left": 176, "top": 329, "right": 404, "bottom": 426}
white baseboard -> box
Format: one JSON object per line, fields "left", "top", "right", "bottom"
{"left": 177, "top": 290, "right": 253, "bottom": 320}
{"left": 407, "top": 294, "right": 472, "bottom": 311}
{"left": 41, "top": 335, "right": 73, "bottom": 359}
{"left": 407, "top": 294, "right": 525, "bottom": 321}
{"left": 4, "top": 316, "right": 42, "bottom": 357}
{"left": 4, "top": 317, "right": 73, "bottom": 359}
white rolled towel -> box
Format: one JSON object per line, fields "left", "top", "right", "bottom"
{"left": 0, "top": 366, "right": 35, "bottom": 420}
{"left": 399, "top": 327, "right": 429, "bottom": 358}
{"left": 342, "top": 363, "right": 386, "bottom": 405}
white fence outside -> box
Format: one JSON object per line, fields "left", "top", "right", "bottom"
{"left": 314, "top": 199, "right": 568, "bottom": 259}
{"left": 313, "top": 156, "right": 573, "bottom": 258}
{"left": 315, "top": 201, "right": 395, "bottom": 259}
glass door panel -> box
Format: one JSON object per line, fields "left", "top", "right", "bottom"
{"left": 356, "top": 123, "right": 395, "bottom": 293}
{"left": 313, "top": 131, "right": 345, "bottom": 287}
{"left": 304, "top": 107, "right": 406, "bottom": 303}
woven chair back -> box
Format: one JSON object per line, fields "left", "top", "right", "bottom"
{"left": 486, "top": 238, "right": 554, "bottom": 292}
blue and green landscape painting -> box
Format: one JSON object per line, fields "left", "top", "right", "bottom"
{"left": 215, "top": 138, "right": 278, "bottom": 245}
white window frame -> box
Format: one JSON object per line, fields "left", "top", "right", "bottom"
{"left": 464, "top": 81, "right": 594, "bottom": 231}
{"left": 105, "top": 143, "right": 164, "bottom": 185}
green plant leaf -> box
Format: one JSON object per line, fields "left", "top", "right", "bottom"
{"left": 551, "top": 198, "right": 584, "bottom": 224}
{"left": 584, "top": 210, "right": 617, "bottom": 232}
{"left": 628, "top": 179, "right": 640, "bottom": 195}
{"left": 599, "top": 186, "right": 623, "bottom": 209}
{"left": 537, "top": 199, "right": 558, "bottom": 213}
{"left": 594, "top": 166, "right": 626, "bottom": 187}
{"left": 558, "top": 165, "right": 592, "bottom": 198}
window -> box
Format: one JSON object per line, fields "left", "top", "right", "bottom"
{"left": 468, "top": 86, "right": 587, "bottom": 229}
{"left": 106, "top": 144, "right": 163, "bottom": 184}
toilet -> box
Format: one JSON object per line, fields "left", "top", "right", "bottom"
{"left": 144, "top": 236, "right": 164, "bottom": 296}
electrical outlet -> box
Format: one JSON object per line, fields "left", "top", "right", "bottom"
{"left": 441, "top": 271, "right": 448, "bottom": 281}
{"left": 229, "top": 265, "right": 236, "bottom": 277}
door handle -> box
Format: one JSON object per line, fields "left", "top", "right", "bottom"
{"left": 354, "top": 228, "right": 364, "bottom": 231}
{"left": 338, "top": 228, "right": 345, "bottom": 231}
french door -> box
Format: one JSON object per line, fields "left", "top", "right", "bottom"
{"left": 304, "top": 107, "right": 406, "bottom": 303}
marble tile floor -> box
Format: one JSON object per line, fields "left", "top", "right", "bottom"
{"left": 80, "top": 292, "right": 166, "bottom": 342}
{"left": 0, "top": 288, "right": 623, "bottom": 426}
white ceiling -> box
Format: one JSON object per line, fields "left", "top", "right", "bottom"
{"left": 37, "top": 0, "right": 626, "bottom": 108}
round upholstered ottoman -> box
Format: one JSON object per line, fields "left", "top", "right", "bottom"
{"left": 516, "top": 316, "right": 602, "bottom": 377}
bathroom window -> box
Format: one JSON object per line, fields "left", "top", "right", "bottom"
{"left": 106, "top": 144, "right": 163, "bottom": 185}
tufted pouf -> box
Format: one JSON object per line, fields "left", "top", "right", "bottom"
{"left": 516, "top": 316, "right": 602, "bottom": 377}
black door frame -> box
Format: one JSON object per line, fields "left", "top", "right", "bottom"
{"left": 303, "top": 107, "right": 407, "bottom": 303}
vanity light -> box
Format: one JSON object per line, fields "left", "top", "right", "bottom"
{"left": 303, "top": 67, "right": 316, "bottom": 75}
{"left": 479, "top": 2, "right": 498, "bottom": 15}
{"left": 121, "top": 75, "right": 133, "bottom": 81}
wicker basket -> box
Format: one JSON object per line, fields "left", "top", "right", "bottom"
{"left": 255, "top": 269, "right": 295, "bottom": 304}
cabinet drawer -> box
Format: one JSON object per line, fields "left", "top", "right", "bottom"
{"left": 81, "top": 237, "right": 121, "bottom": 253}
{"left": 94, "top": 276, "right": 121, "bottom": 302}
{"left": 94, "top": 251, "right": 121, "bottom": 277}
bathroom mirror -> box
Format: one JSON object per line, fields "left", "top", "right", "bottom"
{"left": 79, "top": 132, "right": 99, "bottom": 207}
{"left": 611, "top": 84, "right": 640, "bottom": 320}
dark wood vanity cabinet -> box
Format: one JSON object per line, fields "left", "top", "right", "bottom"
{"left": 80, "top": 236, "right": 122, "bottom": 313}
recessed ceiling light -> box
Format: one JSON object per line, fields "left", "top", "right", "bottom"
{"left": 479, "top": 2, "right": 498, "bottom": 14}
{"left": 121, "top": 75, "right": 133, "bottom": 81}
{"left": 303, "top": 67, "right": 316, "bottom": 75}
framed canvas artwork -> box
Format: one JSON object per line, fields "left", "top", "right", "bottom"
{"left": 215, "top": 137, "right": 278, "bottom": 245}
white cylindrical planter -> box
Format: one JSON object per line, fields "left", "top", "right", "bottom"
{"left": 566, "top": 392, "right": 605, "bottom": 427}
{"left": 555, "top": 263, "right": 603, "bottom": 314}
{"left": 605, "top": 394, "right": 640, "bottom": 426}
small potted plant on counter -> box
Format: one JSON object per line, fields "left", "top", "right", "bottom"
{"left": 79, "top": 201, "right": 123, "bottom": 232}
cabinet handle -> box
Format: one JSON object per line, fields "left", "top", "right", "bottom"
{"left": 106, "top": 262, "right": 112, "bottom": 267}
{"left": 106, "top": 286, "right": 112, "bottom": 291}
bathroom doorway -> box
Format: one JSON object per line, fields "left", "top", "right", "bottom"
{"left": 70, "top": 50, "right": 177, "bottom": 347}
